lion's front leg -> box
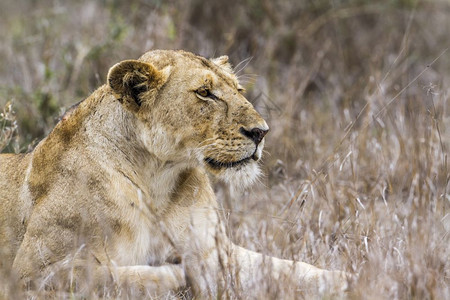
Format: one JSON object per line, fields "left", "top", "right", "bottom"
{"left": 93, "top": 264, "right": 187, "bottom": 296}
{"left": 13, "top": 231, "right": 187, "bottom": 296}
{"left": 15, "top": 255, "right": 186, "bottom": 297}
{"left": 179, "top": 207, "right": 231, "bottom": 297}
{"left": 230, "top": 245, "right": 349, "bottom": 293}
{"left": 184, "top": 240, "right": 349, "bottom": 296}
{"left": 178, "top": 205, "right": 349, "bottom": 297}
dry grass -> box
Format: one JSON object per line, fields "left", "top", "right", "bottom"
{"left": 1, "top": 0, "right": 449, "bottom": 299}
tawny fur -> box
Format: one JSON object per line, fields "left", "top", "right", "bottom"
{"left": 0, "top": 50, "right": 347, "bottom": 297}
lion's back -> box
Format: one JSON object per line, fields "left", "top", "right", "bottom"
{"left": 0, "top": 153, "right": 32, "bottom": 268}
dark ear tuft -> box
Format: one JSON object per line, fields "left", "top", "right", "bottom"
{"left": 107, "top": 60, "right": 170, "bottom": 109}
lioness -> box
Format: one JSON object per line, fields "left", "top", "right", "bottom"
{"left": 0, "top": 50, "right": 347, "bottom": 297}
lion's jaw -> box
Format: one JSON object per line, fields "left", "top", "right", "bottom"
{"left": 213, "top": 158, "right": 262, "bottom": 190}
{"left": 199, "top": 132, "right": 266, "bottom": 190}
{"left": 137, "top": 119, "right": 266, "bottom": 191}
{"left": 138, "top": 122, "right": 265, "bottom": 191}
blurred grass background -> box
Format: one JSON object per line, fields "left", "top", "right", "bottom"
{"left": 0, "top": 0, "right": 449, "bottom": 298}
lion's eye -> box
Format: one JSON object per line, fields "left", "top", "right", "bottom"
{"left": 197, "top": 88, "right": 209, "bottom": 98}
{"left": 196, "top": 87, "right": 218, "bottom": 100}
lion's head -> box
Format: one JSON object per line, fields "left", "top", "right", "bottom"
{"left": 107, "top": 50, "right": 268, "bottom": 188}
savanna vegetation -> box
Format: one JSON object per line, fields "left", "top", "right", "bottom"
{"left": 1, "top": 0, "right": 449, "bottom": 298}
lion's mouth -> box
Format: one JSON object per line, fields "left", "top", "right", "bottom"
{"left": 204, "top": 155, "right": 254, "bottom": 170}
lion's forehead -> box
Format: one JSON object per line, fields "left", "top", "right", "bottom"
{"left": 140, "top": 50, "right": 241, "bottom": 90}
{"left": 181, "top": 69, "right": 238, "bottom": 93}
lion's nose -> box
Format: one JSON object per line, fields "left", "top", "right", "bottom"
{"left": 240, "top": 127, "right": 269, "bottom": 145}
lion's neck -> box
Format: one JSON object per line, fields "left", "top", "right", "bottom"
{"left": 81, "top": 91, "right": 195, "bottom": 212}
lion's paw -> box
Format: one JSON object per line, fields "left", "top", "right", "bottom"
{"left": 318, "top": 270, "right": 352, "bottom": 294}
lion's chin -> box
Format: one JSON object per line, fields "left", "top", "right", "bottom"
{"left": 205, "top": 160, "right": 261, "bottom": 190}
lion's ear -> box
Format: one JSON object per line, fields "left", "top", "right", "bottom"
{"left": 211, "top": 55, "right": 234, "bottom": 74}
{"left": 107, "top": 60, "right": 170, "bottom": 109}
